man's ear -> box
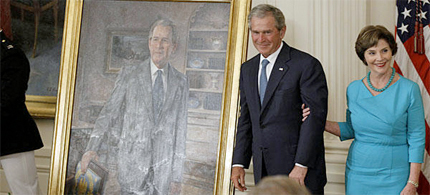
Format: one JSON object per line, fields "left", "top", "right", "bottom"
{"left": 171, "top": 43, "right": 178, "bottom": 54}
{"left": 280, "top": 26, "right": 287, "bottom": 39}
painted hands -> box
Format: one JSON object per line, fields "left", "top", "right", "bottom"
{"left": 80, "top": 151, "right": 99, "bottom": 173}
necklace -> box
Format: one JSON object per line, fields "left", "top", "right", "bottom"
{"left": 367, "top": 67, "right": 395, "bottom": 92}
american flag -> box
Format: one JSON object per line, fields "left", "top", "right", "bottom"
{"left": 395, "top": 0, "right": 430, "bottom": 194}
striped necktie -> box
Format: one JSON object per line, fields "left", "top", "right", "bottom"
{"left": 152, "top": 70, "right": 164, "bottom": 121}
{"left": 260, "top": 59, "right": 269, "bottom": 104}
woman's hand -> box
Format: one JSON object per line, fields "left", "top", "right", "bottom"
{"left": 400, "top": 182, "right": 417, "bottom": 195}
{"left": 402, "top": 163, "right": 421, "bottom": 195}
{"left": 302, "top": 104, "right": 310, "bottom": 122}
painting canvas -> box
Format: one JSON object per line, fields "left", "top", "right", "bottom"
{"left": 67, "top": 160, "right": 108, "bottom": 195}
{"left": 46, "top": 0, "right": 250, "bottom": 194}
{"left": 49, "top": 0, "right": 251, "bottom": 194}
{"left": 105, "top": 30, "right": 150, "bottom": 73}
{"left": 5, "top": 0, "right": 67, "bottom": 117}
{"left": 65, "top": 2, "right": 229, "bottom": 194}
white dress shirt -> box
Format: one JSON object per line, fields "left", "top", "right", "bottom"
{"left": 257, "top": 43, "right": 283, "bottom": 94}
{"left": 150, "top": 60, "right": 167, "bottom": 95}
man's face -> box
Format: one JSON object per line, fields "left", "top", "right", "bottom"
{"left": 148, "top": 25, "right": 176, "bottom": 69}
{"left": 250, "top": 15, "right": 285, "bottom": 58}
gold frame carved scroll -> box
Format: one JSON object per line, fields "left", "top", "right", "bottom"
{"left": 48, "top": 0, "right": 251, "bottom": 194}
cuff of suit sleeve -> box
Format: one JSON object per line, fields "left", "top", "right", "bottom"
{"left": 295, "top": 163, "right": 307, "bottom": 168}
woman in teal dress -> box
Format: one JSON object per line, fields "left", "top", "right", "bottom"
{"left": 304, "top": 25, "right": 425, "bottom": 194}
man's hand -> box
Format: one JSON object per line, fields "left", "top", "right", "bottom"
{"left": 80, "top": 151, "right": 98, "bottom": 173}
{"left": 289, "top": 165, "right": 308, "bottom": 186}
{"left": 231, "top": 167, "right": 247, "bottom": 192}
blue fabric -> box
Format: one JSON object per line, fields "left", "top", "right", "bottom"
{"left": 259, "top": 59, "right": 269, "bottom": 104}
{"left": 338, "top": 76, "right": 426, "bottom": 194}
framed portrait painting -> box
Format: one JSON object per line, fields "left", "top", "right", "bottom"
{"left": 49, "top": 0, "right": 251, "bottom": 194}
{"left": 5, "top": 0, "right": 67, "bottom": 118}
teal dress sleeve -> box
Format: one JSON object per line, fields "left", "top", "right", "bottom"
{"left": 339, "top": 109, "right": 354, "bottom": 141}
{"left": 338, "top": 83, "right": 355, "bottom": 141}
{"left": 407, "top": 82, "right": 426, "bottom": 163}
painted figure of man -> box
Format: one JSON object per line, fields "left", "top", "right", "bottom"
{"left": 81, "top": 18, "right": 188, "bottom": 195}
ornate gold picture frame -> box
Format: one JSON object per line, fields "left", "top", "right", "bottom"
{"left": 49, "top": 0, "right": 251, "bottom": 194}
{"left": 7, "top": 0, "right": 67, "bottom": 118}
{"left": 26, "top": 95, "right": 57, "bottom": 118}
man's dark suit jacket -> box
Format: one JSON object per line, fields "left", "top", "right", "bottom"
{"left": 233, "top": 42, "right": 328, "bottom": 192}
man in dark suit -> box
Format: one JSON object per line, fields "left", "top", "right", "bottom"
{"left": 231, "top": 4, "right": 328, "bottom": 194}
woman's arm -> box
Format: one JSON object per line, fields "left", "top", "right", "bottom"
{"left": 400, "top": 163, "right": 421, "bottom": 195}
{"left": 401, "top": 83, "right": 426, "bottom": 195}
{"left": 325, "top": 121, "right": 341, "bottom": 137}
{"left": 302, "top": 104, "right": 341, "bottom": 137}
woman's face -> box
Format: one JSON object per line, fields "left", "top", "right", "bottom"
{"left": 364, "top": 39, "right": 393, "bottom": 76}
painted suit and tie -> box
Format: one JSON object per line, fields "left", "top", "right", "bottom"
{"left": 85, "top": 59, "right": 188, "bottom": 194}
{"left": 80, "top": 19, "right": 188, "bottom": 195}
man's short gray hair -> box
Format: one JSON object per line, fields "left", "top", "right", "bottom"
{"left": 248, "top": 4, "right": 286, "bottom": 31}
{"left": 148, "top": 18, "right": 178, "bottom": 44}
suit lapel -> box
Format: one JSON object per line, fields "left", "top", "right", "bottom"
{"left": 249, "top": 57, "right": 262, "bottom": 110}
{"left": 261, "top": 42, "right": 291, "bottom": 112}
